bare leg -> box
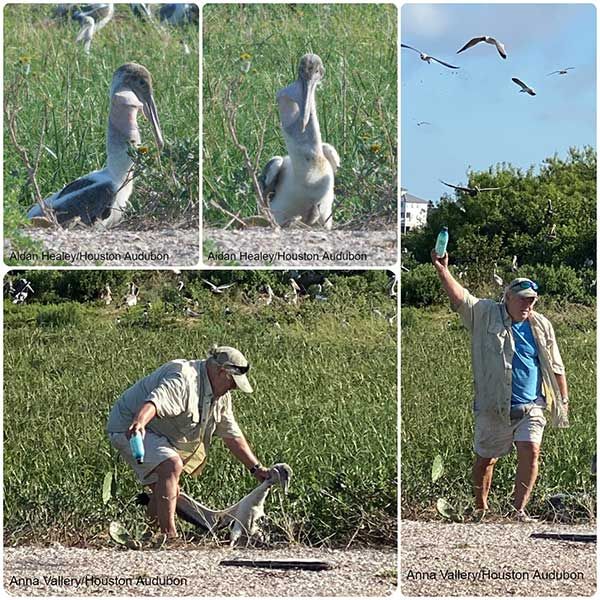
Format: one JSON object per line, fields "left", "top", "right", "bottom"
{"left": 153, "top": 456, "right": 184, "bottom": 538}
{"left": 473, "top": 455, "right": 498, "bottom": 510}
{"left": 514, "top": 442, "right": 541, "bottom": 511}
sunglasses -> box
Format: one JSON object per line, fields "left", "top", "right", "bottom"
{"left": 222, "top": 362, "right": 250, "bottom": 375}
{"left": 510, "top": 280, "right": 538, "bottom": 292}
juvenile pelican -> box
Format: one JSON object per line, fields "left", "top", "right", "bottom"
{"left": 512, "top": 77, "right": 536, "bottom": 96}
{"left": 73, "top": 3, "right": 114, "bottom": 32}
{"left": 27, "top": 63, "right": 163, "bottom": 227}
{"left": 261, "top": 54, "right": 340, "bottom": 229}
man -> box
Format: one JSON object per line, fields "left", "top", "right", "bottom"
{"left": 432, "top": 251, "right": 569, "bottom": 520}
{"left": 107, "top": 345, "right": 270, "bottom": 540}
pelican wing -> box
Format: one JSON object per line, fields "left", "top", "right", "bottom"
{"left": 440, "top": 180, "right": 471, "bottom": 193}
{"left": 322, "top": 143, "right": 340, "bottom": 174}
{"left": 512, "top": 77, "right": 535, "bottom": 95}
{"left": 52, "top": 176, "right": 116, "bottom": 225}
{"left": 260, "top": 156, "right": 285, "bottom": 201}
{"left": 492, "top": 38, "right": 507, "bottom": 59}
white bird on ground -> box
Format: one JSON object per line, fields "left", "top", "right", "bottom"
{"left": 183, "top": 307, "right": 203, "bottom": 318}
{"left": 286, "top": 278, "right": 302, "bottom": 305}
{"left": 75, "top": 16, "right": 95, "bottom": 54}
{"left": 456, "top": 36, "right": 507, "bottom": 59}
{"left": 512, "top": 77, "right": 536, "bottom": 96}
{"left": 511, "top": 255, "right": 518, "bottom": 272}
{"left": 401, "top": 43, "right": 460, "bottom": 69}
{"left": 261, "top": 54, "right": 340, "bottom": 229}
{"left": 202, "top": 279, "right": 235, "bottom": 294}
{"left": 12, "top": 279, "right": 34, "bottom": 304}
{"left": 547, "top": 67, "right": 575, "bottom": 76}
{"left": 259, "top": 284, "right": 275, "bottom": 306}
{"left": 493, "top": 266, "right": 504, "bottom": 288}
{"left": 143, "top": 463, "right": 292, "bottom": 546}
{"left": 387, "top": 273, "right": 398, "bottom": 298}
{"left": 177, "top": 280, "right": 185, "bottom": 292}
{"left": 27, "top": 63, "right": 164, "bottom": 228}
{"left": 123, "top": 282, "right": 139, "bottom": 307}
{"left": 100, "top": 283, "right": 112, "bottom": 305}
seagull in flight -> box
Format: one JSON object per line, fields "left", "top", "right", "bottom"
{"left": 512, "top": 77, "right": 536, "bottom": 96}
{"left": 202, "top": 279, "right": 236, "bottom": 294}
{"left": 417, "top": 121, "right": 432, "bottom": 127}
{"left": 401, "top": 44, "right": 460, "bottom": 69}
{"left": 440, "top": 180, "right": 502, "bottom": 197}
{"left": 547, "top": 67, "right": 575, "bottom": 76}
{"left": 456, "top": 36, "right": 507, "bottom": 59}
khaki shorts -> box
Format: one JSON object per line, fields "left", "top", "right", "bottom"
{"left": 474, "top": 406, "right": 547, "bottom": 458}
{"left": 108, "top": 431, "right": 179, "bottom": 485}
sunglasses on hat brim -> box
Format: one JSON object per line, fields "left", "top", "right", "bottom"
{"left": 510, "top": 280, "right": 538, "bottom": 292}
{"left": 222, "top": 362, "right": 250, "bottom": 375}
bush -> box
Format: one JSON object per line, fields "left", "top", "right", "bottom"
{"left": 401, "top": 264, "right": 446, "bottom": 307}
{"left": 527, "top": 264, "right": 592, "bottom": 304}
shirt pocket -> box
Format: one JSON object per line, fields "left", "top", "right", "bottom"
{"left": 485, "top": 320, "right": 507, "bottom": 354}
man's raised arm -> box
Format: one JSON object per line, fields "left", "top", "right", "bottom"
{"left": 431, "top": 250, "right": 464, "bottom": 308}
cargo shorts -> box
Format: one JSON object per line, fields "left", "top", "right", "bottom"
{"left": 108, "top": 430, "right": 179, "bottom": 485}
{"left": 474, "top": 403, "right": 547, "bottom": 458}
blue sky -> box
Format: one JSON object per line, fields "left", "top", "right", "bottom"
{"left": 401, "top": 3, "right": 596, "bottom": 203}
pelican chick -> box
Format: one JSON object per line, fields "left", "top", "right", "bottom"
{"left": 512, "top": 77, "right": 536, "bottom": 96}
{"left": 456, "top": 36, "right": 507, "bottom": 59}
{"left": 401, "top": 44, "right": 460, "bottom": 69}
{"left": 27, "top": 63, "right": 164, "bottom": 227}
{"left": 261, "top": 54, "right": 340, "bottom": 229}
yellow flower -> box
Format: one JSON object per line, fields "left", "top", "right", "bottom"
{"left": 239, "top": 52, "right": 252, "bottom": 61}
{"left": 370, "top": 143, "right": 381, "bottom": 153}
{"left": 137, "top": 145, "right": 149, "bottom": 155}
{"left": 18, "top": 55, "right": 31, "bottom": 64}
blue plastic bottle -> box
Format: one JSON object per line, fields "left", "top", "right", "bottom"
{"left": 129, "top": 432, "right": 145, "bottom": 464}
{"left": 435, "top": 227, "right": 449, "bottom": 257}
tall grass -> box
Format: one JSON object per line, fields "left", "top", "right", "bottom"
{"left": 401, "top": 305, "right": 596, "bottom": 520}
{"left": 203, "top": 4, "right": 397, "bottom": 226}
{"left": 4, "top": 4, "right": 199, "bottom": 231}
{"left": 4, "top": 274, "right": 397, "bottom": 547}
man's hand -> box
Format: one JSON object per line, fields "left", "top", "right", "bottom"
{"left": 253, "top": 466, "right": 271, "bottom": 482}
{"left": 431, "top": 249, "right": 449, "bottom": 272}
{"left": 127, "top": 421, "right": 145, "bottom": 440}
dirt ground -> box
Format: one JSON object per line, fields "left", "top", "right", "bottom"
{"left": 3, "top": 544, "right": 397, "bottom": 597}
{"left": 401, "top": 520, "right": 596, "bottom": 596}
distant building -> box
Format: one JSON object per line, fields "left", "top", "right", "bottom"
{"left": 401, "top": 189, "right": 430, "bottom": 233}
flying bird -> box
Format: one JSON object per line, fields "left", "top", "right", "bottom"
{"left": 27, "top": 63, "right": 164, "bottom": 228}
{"left": 512, "top": 77, "right": 536, "bottom": 96}
{"left": 401, "top": 44, "right": 460, "bottom": 69}
{"left": 261, "top": 54, "right": 340, "bottom": 229}
{"left": 547, "top": 67, "right": 575, "bottom": 76}
{"left": 416, "top": 121, "right": 432, "bottom": 127}
{"left": 440, "top": 180, "right": 502, "bottom": 197}
{"left": 202, "top": 279, "right": 235, "bottom": 294}
{"left": 456, "top": 36, "right": 507, "bottom": 59}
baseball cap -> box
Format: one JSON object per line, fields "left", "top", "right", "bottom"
{"left": 507, "top": 278, "right": 539, "bottom": 298}
{"left": 209, "top": 345, "right": 253, "bottom": 393}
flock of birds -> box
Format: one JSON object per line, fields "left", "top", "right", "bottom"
{"left": 402, "top": 35, "right": 574, "bottom": 99}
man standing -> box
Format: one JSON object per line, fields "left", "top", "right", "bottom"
{"left": 107, "top": 345, "right": 270, "bottom": 540}
{"left": 432, "top": 251, "right": 569, "bottom": 520}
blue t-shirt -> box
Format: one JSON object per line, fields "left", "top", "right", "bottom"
{"left": 511, "top": 320, "right": 541, "bottom": 405}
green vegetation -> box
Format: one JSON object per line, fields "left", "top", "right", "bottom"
{"left": 402, "top": 148, "right": 596, "bottom": 305}
{"left": 4, "top": 271, "right": 397, "bottom": 547}
{"left": 4, "top": 4, "right": 199, "bottom": 247}
{"left": 401, "top": 305, "right": 596, "bottom": 520}
{"left": 203, "top": 4, "right": 397, "bottom": 226}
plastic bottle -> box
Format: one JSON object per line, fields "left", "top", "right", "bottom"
{"left": 435, "top": 227, "right": 449, "bottom": 258}
{"left": 129, "top": 432, "right": 145, "bottom": 464}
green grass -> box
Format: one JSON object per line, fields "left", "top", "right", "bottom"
{"left": 401, "top": 304, "right": 596, "bottom": 521}
{"left": 202, "top": 4, "right": 397, "bottom": 226}
{"left": 4, "top": 4, "right": 199, "bottom": 239}
{"left": 4, "top": 272, "right": 397, "bottom": 547}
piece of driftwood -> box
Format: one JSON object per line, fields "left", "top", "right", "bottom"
{"left": 530, "top": 532, "right": 596, "bottom": 543}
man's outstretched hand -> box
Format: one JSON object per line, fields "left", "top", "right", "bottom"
{"left": 431, "top": 249, "right": 449, "bottom": 271}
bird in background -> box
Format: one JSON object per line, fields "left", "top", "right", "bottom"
{"left": 512, "top": 77, "right": 536, "bottom": 96}
{"left": 547, "top": 67, "right": 575, "bottom": 76}
{"left": 456, "top": 36, "right": 507, "bottom": 59}
{"left": 440, "top": 180, "right": 502, "bottom": 197}
{"left": 401, "top": 44, "right": 460, "bottom": 69}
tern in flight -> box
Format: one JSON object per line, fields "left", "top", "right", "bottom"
{"left": 401, "top": 44, "right": 459, "bottom": 69}
{"left": 512, "top": 78, "right": 536, "bottom": 96}
{"left": 202, "top": 279, "right": 236, "bottom": 294}
{"left": 440, "top": 180, "right": 502, "bottom": 197}
{"left": 547, "top": 67, "right": 575, "bottom": 76}
{"left": 456, "top": 36, "right": 507, "bottom": 59}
